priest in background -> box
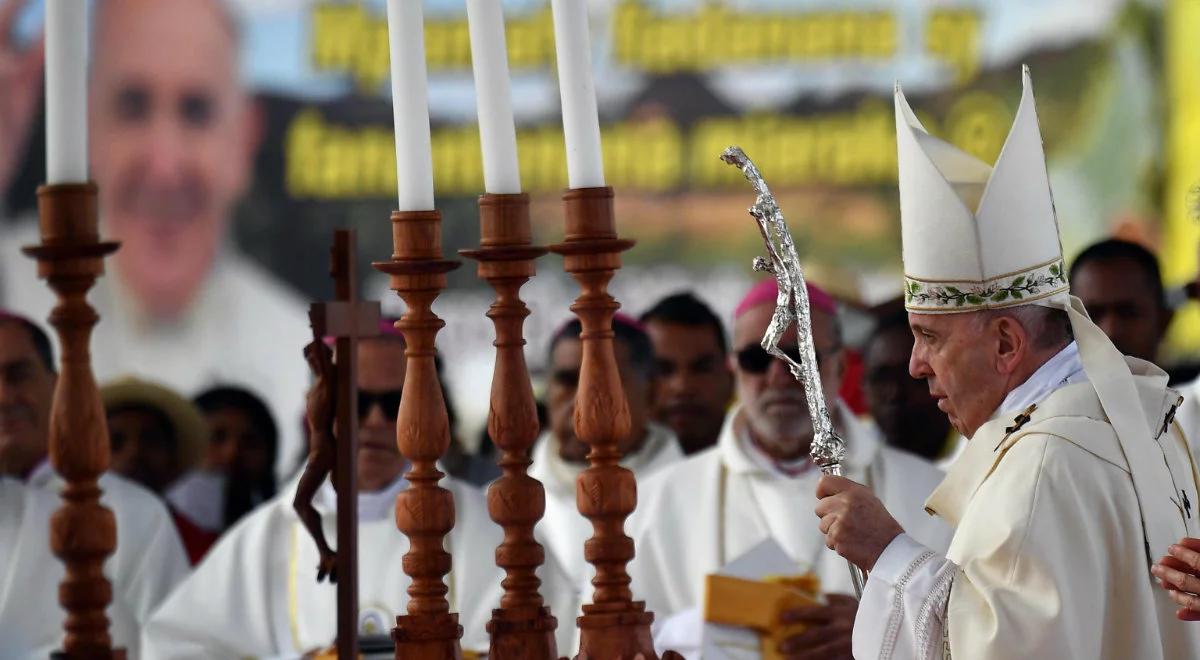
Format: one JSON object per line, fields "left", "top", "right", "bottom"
{"left": 861, "top": 309, "right": 957, "bottom": 464}
{"left": 142, "top": 325, "right": 579, "bottom": 656}
{"left": 0, "top": 312, "right": 190, "bottom": 658}
{"left": 629, "top": 279, "right": 950, "bottom": 660}
{"left": 819, "top": 69, "right": 1200, "bottom": 659}
{"left": 531, "top": 314, "right": 682, "bottom": 590}
{"left": 640, "top": 292, "right": 734, "bottom": 455}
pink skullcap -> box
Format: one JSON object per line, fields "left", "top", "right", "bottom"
{"left": 734, "top": 278, "right": 836, "bottom": 319}
{"left": 323, "top": 317, "right": 404, "bottom": 346}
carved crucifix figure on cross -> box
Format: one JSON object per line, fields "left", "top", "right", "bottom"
{"left": 292, "top": 229, "right": 381, "bottom": 660}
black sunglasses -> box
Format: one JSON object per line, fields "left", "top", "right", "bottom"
{"left": 735, "top": 343, "right": 837, "bottom": 374}
{"left": 358, "top": 389, "right": 402, "bottom": 420}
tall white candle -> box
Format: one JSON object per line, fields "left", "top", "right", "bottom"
{"left": 466, "top": 0, "right": 521, "bottom": 194}
{"left": 549, "top": 0, "right": 604, "bottom": 189}
{"left": 386, "top": 0, "right": 436, "bottom": 211}
{"left": 45, "top": 0, "right": 88, "bottom": 184}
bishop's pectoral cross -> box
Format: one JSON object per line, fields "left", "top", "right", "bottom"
{"left": 293, "top": 228, "right": 381, "bottom": 660}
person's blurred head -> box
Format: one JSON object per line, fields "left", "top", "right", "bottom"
{"left": 352, "top": 326, "right": 408, "bottom": 492}
{"left": 102, "top": 377, "right": 208, "bottom": 493}
{"left": 1069, "top": 239, "right": 1170, "bottom": 363}
{"left": 639, "top": 292, "right": 733, "bottom": 455}
{"left": 90, "top": 0, "right": 259, "bottom": 318}
{"left": 862, "top": 311, "right": 952, "bottom": 460}
{"left": 731, "top": 279, "right": 843, "bottom": 462}
{"left": 193, "top": 386, "right": 276, "bottom": 481}
{"left": 0, "top": 313, "right": 56, "bottom": 477}
{"left": 547, "top": 314, "right": 659, "bottom": 464}
{"left": 908, "top": 305, "right": 1072, "bottom": 438}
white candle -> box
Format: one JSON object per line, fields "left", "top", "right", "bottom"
{"left": 466, "top": 0, "right": 521, "bottom": 194}
{"left": 386, "top": 0, "right": 436, "bottom": 211}
{"left": 45, "top": 0, "right": 88, "bottom": 184}
{"left": 549, "top": 0, "right": 604, "bottom": 188}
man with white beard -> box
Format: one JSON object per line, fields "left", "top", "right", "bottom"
{"left": 627, "top": 279, "right": 951, "bottom": 660}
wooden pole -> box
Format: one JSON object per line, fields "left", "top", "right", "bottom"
{"left": 23, "top": 183, "right": 123, "bottom": 659}
{"left": 548, "top": 186, "right": 677, "bottom": 660}
{"left": 460, "top": 193, "right": 558, "bottom": 659}
{"left": 372, "top": 211, "right": 463, "bottom": 660}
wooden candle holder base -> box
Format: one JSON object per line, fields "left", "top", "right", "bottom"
{"left": 372, "top": 210, "right": 463, "bottom": 660}
{"left": 24, "top": 183, "right": 124, "bottom": 660}
{"left": 461, "top": 193, "right": 559, "bottom": 660}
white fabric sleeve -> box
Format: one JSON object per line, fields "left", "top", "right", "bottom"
{"left": 852, "top": 533, "right": 957, "bottom": 660}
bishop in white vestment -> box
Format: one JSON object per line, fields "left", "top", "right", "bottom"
{"left": 818, "top": 68, "right": 1200, "bottom": 660}
{"left": 142, "top": 332, "right": 579, "bottom": 657}
{"left": 627, "top": 279, "right": 951, "bottom": 658}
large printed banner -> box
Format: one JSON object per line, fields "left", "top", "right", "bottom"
{"left": 2, "top": 0, "right": 1174, "bottom": 433}
{"left": 216, "top": 0, "right": 1159, "bottom": 306}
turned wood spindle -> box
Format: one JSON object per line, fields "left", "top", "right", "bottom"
{"left": 372, "top": 211, "right": 463, "bottom": 660}
{"left": 23, "top": 183, "right": 123, "bottom": 659}
{"left": 549, "top": 186, "right": 676, "bottom": 660}
{"left": 460, "top": 193, "right": 557, "bottom": 659}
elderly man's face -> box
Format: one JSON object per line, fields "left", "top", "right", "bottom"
{"left": 731, "top": 304, "right": 842, "bottom": 461}
{"left": 356, "top": 338, "right": 408, "bottom": 492}
{"left": 90, "top": 0, "right": 257, "bottom": 317}
{"left": 908, "top": 312, "right": 1008, "bottom": 438}
{"left": 0, "top": 322, "right": 55, "bottom": 476}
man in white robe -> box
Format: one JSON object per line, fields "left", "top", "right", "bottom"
{"left": 0, "top": 313, "right": 190, "bottom": 658}
{"left": 143, "top": 331, "right": 579, "bottom": 657}
{"left": 0, "top": 0, "right": 310, "bottom": 482}
{"left": 530, "top": 314, "right": 682, "bottom": 590}
{"left": 816, "top": 68, "right": 1200, "bottom": 660}
{"left": 627, "top": 279, "right": 951, "bottom": 660}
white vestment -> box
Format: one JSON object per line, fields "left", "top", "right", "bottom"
{"left": 529, "top": 421, "right": 682, "bottom": 590}
{"left": 2, "top": 465, "right": 191, "bottom": 658}
{"left": 854, "top": 346, "right": 1200, "bottom": 660}
{"left": 142, "top": 473, "right": 579, "bottom": 658}
{"left": 627, "top": 401, "right": 951, "bottom": 654}
{"left": 1174, "top": 376, "right": 1200, "bottom": 459}
{"left": 0, "top": 220, "right": 311, "bottom": 482}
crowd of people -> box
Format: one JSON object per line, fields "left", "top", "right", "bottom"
{"left": 4, "top": 229, "right": 1199, "bottom": 657}
{"left": 5, "top": 0, "right": 1200, "bottom": 658}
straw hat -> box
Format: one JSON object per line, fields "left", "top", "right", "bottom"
{"left": 100, "top": 376, "right": 208, "bottom": 473}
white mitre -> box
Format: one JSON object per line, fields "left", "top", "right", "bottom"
{"left": 894, "top": 66, "right": 1187, "bottom": 564}
{"left": 897, "top": 66, "right": 1068, "bottom": 313}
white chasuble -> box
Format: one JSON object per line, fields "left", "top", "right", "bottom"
{"left": 625, "top": 402, "right": 952, "bottom": 623}
{"left": 7, "top": 465, "right": 191, "bottom": 659}
{"left": 530, "top": 421, "right": 682, "bottom": 591}
{"left": 142, "top": 474, "right": 580, "bottom": 658}
{"left": 854, "top": 356, "right": 1200, "bottom": 660}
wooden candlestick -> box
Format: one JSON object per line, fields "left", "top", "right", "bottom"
{"left": 372, "top": 211, "right": 463, "bottom": 660}
{"left": 22, "top": 183, "right": 123, "bottom": 659}
{"left": 460, "top": 193, "right": 557, "bottom": 659}
{"left": 548, "top": 187, "right": 675, "bottom": 660}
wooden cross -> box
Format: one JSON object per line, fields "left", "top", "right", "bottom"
{"left": 299, "top": 228, "right": 381, "bottom": 660}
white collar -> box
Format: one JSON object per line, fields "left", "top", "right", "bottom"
{"left": 26, "top": 458, "right": 53, "bottom": 489}
{"left": 996, "top": 341, "right": 1087, "bottom": 418}
{"left": 309, "top": 471, "right": 408, "bottom": 523}
{"left": 718, "top": 400, "right": 878, "bottom": 478}
{"left": 534, "top": 422, "right": 676, "bottom": 493}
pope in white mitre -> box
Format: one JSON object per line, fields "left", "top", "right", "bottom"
{"left": 815, "top": 67, "right": 1200, "bottom": 659}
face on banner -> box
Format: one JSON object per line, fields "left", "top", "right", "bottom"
{"left": 89, "top": 0, "right": 259, "bottom": 318}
